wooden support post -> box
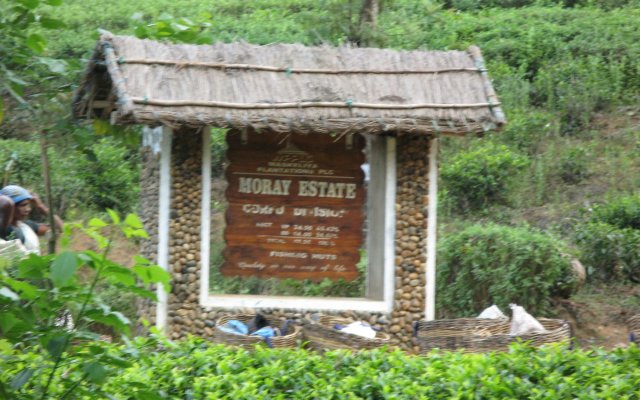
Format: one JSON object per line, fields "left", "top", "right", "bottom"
{"left": 40, "top": 130, "right": 57, "bottom": 255}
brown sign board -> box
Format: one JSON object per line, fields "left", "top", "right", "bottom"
{"left": 222, "top": 130, "right": 366, "bottom": 281}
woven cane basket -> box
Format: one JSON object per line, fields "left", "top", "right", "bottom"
{"left": 213, "top": 314, "right": 302, "bottom": 349}
{"left": 629, "top": 314, "right": 640, "bottom": 345}
{"left": 416, "top": 317, "right": 571, "bottom": 354}
{"left": 303, "top": 315, "right": 391, "bottom": 351}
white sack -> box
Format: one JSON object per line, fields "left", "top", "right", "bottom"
{"left": 509, "top": 303, "right": 546, "bottom": 335}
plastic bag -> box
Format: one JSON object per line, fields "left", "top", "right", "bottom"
{"left": 338, "top": 322, "right": 377, "bottom": 339}
{"left": 477, "top": 305, "right": 507, "bottom": 319}
{"left": 509, "top": 304, "right": 546, "bottom": 335}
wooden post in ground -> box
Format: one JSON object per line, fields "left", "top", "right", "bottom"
{"left": 40, "top": 130, "right": 57, "bottom": 255}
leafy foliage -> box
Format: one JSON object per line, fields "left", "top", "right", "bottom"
{"left": 0, "top": 0, "right": 68, "bottom": 121}
{"left": 0, "top": 137, "right": 139, "bottom": 215}
{"left": 0, "top": 212, "right": 170, "bottom": 399}
{"left": 441, "top": 143, "right": 528, "bottom": 212}
{"left": 437, "top": 223, "right": 575, "bottom": 317}
{"left": 4, "top": 337, "right": 639, "bottom": 399}
{"left": 589, "top": 194, "right": 640, "bottom": 230}
{"left": 575, "top": 195, "right": 640, "bottom": 282}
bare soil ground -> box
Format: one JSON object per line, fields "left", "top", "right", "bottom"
{"left": 554, "top": 283, "right": 640, "bottom": 350}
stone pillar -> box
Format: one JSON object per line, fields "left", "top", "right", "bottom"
{"left": 166, "top": 128, "right": 215, "bottom": 340}
{"left": 136, "top": 131, "right": 161, "bottom": 330}
{"left": 390, "top": 134, "right": 429, "bottom": 352}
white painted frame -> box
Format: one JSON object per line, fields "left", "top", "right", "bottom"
{"left": 424, "top": 138, "right": 439, "bottom": 321}
{"left": 199, "top": 130, "right": 397, "bottom": 312}
{"left": 149, "top": 126, "right": 172, "bottom": 332}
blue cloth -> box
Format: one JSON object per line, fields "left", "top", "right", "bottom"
{"left": 251, "top": 326, "right": 275, "bottom": 339}
{"left": 218, "top": 319, "right": 249, "bottom": 335}
{"left": 0, "top": 185, "right": 33, "bottom": 204}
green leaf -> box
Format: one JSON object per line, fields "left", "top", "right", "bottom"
{"left": 132, "top": 265, "right": 171, "bottom": 293}
{"left": 17, "top": 254, "right": 49, "bottom": 279}
{"left": 17, "top": 0, "right": 40, "bottom": 10}
{"left": 3, "top": 277, "right": 38, "bottom": 300}
{"left": 26, "top": 33, "right": 46, "bottom": 54}
{"left": 51, "top": 251, "right": 79, "bottom": 287}
{"left": 45, "top": 335, "right": 67, "bottom": 358}
{"left": 10, "top": 368, "right": 34, "bottom": 390}
{"left": 0, "top": 313, "right": 19, "bottom": 334}
{"left": 88, "top": 218, "right": 108, "bottom": 228}
{"left": 132, "top": 255, "right": 152, "bottom": 265}
{"left": 134, "top": 25, "right": 148, "bottom": 39}
{"left": 92, "top": 119, "right": 111, "bottom": 135}
{"left": 0, "top": 287, "right": 19, "bottom": 301}
{"left": 44, "top": 0, "right": 63, "bottom": 5}
{"left": 0, "top": 97, "right": 4, "bottom": 124}
{"left": 104, "top": 264, "right": 136, "bottom": 286}
{"left": 106, "top": 209, "right": 121, "bottom": 224}
{"left": 85, "top": 309, "right": 131, "bottom": 335}
{"left": 0, "top": 339, "right": 12, "bottom": 354}
{"left": 124, "top": 213, "right": 144, "bottom": 229}
{"left": 82, "top": 362, "right": 107, "bottom": 384}
{"left": 122, "top": 226, "right": 149, "bottom": 239}
{"left": 124, "top": 285, "right": 157, "bottom": 300}
{"left": 38, "top": 57, "right": 67, "bottom": 73}
{"left": 39, "top": 16, "right": 66, "bottom": 29}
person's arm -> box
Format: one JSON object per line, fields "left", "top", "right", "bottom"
{"left": 30, "top": 193, "right": 63, "bottom": 235}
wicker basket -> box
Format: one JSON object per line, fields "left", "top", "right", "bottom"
{"left": 628, "top": 314, "right": 640, "bottom": 345}
{"left": 213, "top": 314, "right": 302, "bottom": 349}
{"left": 416, "top": 317, "right": 571, "bottom": 354}
{"left": 303, "top": 315, "right": 391, "bottom": 351}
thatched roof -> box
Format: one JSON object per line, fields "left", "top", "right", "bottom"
{"left": 72, "top": 32, "right": 505, "bottom": 136}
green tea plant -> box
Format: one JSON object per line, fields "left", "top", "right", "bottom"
{"left": 0, "top": 211, "right": 171, "bottom": 399}
{"left": 589, "top": 194, "right": 640, "bottom": 230}
{"left": 96, "top": 338, "right": 640, "bottom": 399}
{"left": 437, "top": 223, "right": 575, "bottom": 317}
{"left": 575, "top": 194, "right": 640, "bottom": 282}
{"left": 440, "top": 142, "right": 529, "bottom": 212}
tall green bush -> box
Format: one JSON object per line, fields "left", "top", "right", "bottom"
{"left": 590, "top": 194, "right": 640, "bottom": 230}
{"left": 437, "top": 223, "right": 575, "bottom": 317}
{"left": 440, "top": 143, "right": 528, "bottom": 212}
{"left": 575, "top": 195, "right": 640, "bottom": 282}
{"left": 575, "top": 222, "right": 640, "bottom": 283}
{"left": 76, "top": 137, "right": 140, "bottom": 213}
{"left": 0, "top": 137, "right": 139, "bottom": 216}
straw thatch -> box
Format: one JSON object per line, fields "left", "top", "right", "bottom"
{"left": 73, "top": 32, "right": 505, "bottom": 136}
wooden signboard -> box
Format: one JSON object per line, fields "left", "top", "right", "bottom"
{"left": 222, "top": 130, "right": 366, "bottom": 281}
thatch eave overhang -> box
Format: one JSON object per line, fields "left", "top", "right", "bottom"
{"left": 72, "top": 32, "right": 506, "bottom": 136}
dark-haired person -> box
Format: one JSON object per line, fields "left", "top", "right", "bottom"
{"left": 0, "top": 185, "right": 63, "bottom": 255}
{"left": 0, "top": 194, "right": 27, "bottom": 259}
{"left": 0, "top": 194, "right": 14, "bottom": 239}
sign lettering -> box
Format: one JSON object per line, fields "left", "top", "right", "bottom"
{"left": 222, "top": 130, "right": 365, "bottom": 281}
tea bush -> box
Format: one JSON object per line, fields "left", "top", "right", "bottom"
{"left": 575, "top": 222, "right": 640, "bottom": 283}
{"left": 589, "top": 194, "right": 640, "bottom": 230}
{"left": 575, "top": 195, "right": 640, "bottom": 282}
{"left": 440, "top": 143, "right": 528, "bottom": 212}
{"left": 75, "top": 137, "right": 140, "bottom": 213}
{"left": 5, "top": 337, "right": 638, "bottom": 399}
{"left": 437, "top": 223, "right": 575, "bottom": 317}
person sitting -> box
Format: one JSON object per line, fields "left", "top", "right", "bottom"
{"left": 0, "top": 194, "right": 27, "bottom": 259}
{"left": 0, "top": 185, "right": 63, "bottom": 255}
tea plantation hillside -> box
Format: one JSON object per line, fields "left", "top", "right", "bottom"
{"left": 1, "top": 0, "right": 640, "bottom": 396}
